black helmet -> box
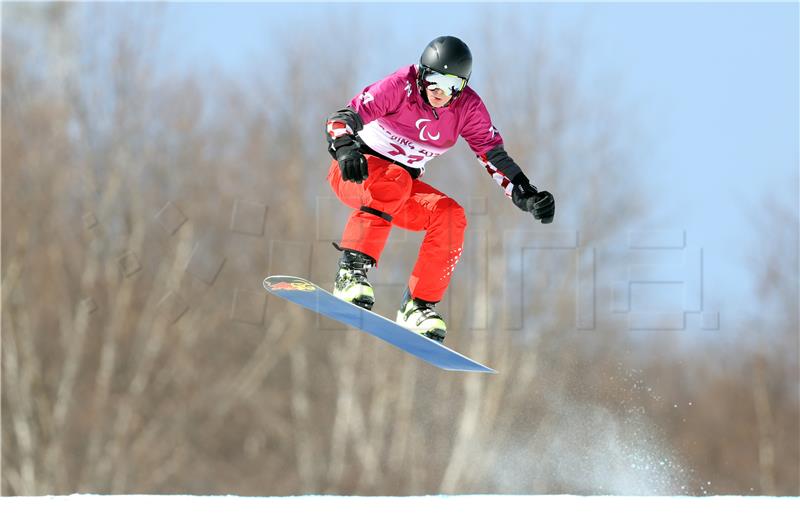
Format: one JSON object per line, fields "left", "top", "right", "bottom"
{"left": 418, "top": 36, "right": 472, "bottom": 104}
{"left": 419, "top": 36, "right": 472, "bottom": 80}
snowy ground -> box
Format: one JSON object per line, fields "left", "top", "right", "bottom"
{"left": 1, "top": 495, "right": 798, "bottom": 527}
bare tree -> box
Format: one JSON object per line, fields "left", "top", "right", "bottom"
{"left": 2, "top": 3, "right": 797, "bottom": 497}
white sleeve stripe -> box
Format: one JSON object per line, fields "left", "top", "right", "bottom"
{"left": 477, "top": 155, "right": 514, "bottom": 197}
{"left": 326, "top": 121, "right": 354, "bottom": 139}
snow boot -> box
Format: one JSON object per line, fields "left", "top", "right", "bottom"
{"left": 333, "top": 245, "right": 376, "bottom": 310}
{"left": 396, "top": 287, "right": 446, "bottom": 342}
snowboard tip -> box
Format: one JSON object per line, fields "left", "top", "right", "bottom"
{"left": 263, "top": 275, "right": 317, "bottom": 293}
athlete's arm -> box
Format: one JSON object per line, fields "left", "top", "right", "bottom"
{"left": 325, "top": 70, "right": 408, "bottom": 183}
{"left": 462, "top": 96, "right": 555, "bottom": 224}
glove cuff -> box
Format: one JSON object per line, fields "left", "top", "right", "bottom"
{"left": 332, "top": 134, "right": 359, "bottom": 150}
{"left": 511, "top": 172, "right": 537, "bottom": 193}
{"left": 486, "top": 145, "right": 523, "bottom": 181}
{"left": 328, "top": 134, "right": 362, "bottom": 160}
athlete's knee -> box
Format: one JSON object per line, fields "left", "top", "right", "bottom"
{"left": 435, "top": 198, "right": 467, "bottom": 232}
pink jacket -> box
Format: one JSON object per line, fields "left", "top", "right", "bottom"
{"left": 348, "top": 65, "right": 507, "bottom": 184}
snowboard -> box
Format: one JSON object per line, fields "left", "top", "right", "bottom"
{"left": 263, "top": 276, "right": 495, "bottom": 373}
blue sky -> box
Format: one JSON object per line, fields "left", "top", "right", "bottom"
{"left": 155, "top": 2, "right": 798, "bottom": 330}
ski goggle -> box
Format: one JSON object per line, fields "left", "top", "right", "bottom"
{"left": 422, "top": 70, "right": 467, "bottom": 96}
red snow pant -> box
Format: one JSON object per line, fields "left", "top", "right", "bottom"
{"left": 327, "top": 156, "right": 466, "bottom": 303}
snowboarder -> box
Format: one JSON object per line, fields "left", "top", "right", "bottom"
{"left": 325, "top": 36, "right": 555, "bottom": 342}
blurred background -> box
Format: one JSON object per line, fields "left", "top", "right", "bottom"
{"left": 2, "top": 2, "right": 797, "bottom": 496}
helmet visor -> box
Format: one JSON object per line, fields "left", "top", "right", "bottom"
{"left": 422, "top": 70, "right": 467, "bottom": 96}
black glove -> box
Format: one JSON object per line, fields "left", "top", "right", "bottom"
{"left": 331, "top": 135, "right": 369, "bottom": 184}
{"left": 511, "top": 177, "right": 555, "bottom": 224}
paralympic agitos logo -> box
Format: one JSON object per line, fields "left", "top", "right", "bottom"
{"left": 415, "top": 119, "right": 440, "bottom": 142}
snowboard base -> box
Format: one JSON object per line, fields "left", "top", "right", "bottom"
{"left": 263, "top": 276, "right": 495, "bottom": 373}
